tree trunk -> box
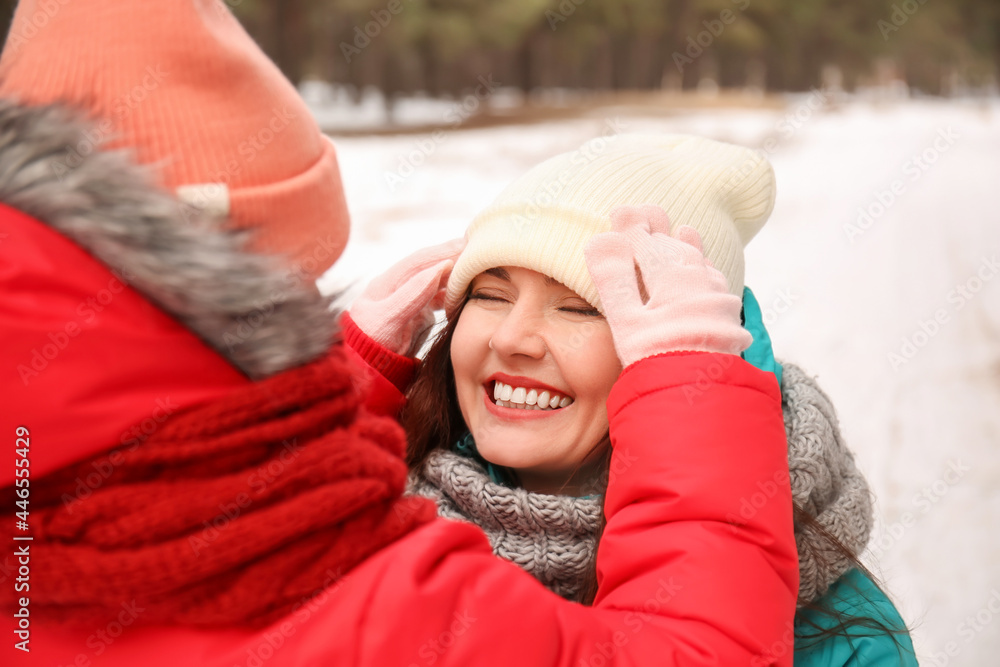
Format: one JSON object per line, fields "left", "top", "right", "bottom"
{"left": 516, "top": 33, "right": 534, "bottom": 95}
{"left": 665, "top": 0, "right": 695, "bottom": 89}
{"left": 271, "top": 0, "right": 307, "bottom": 84}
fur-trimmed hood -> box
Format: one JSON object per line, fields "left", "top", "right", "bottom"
{"left": 0, "top": 99, "right": 338, "bottom": 378}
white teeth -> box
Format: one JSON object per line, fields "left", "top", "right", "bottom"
{"left": 491, "top": 381, "right": 572, "bottom": 411}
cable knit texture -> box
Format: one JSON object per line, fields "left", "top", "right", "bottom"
{"left": 408, "top": 362, "right": 873, "bottom": 605}
{"left": 408, "top": 452, "right": 603, "bottom": 603}
{"left": 782, "top": 363, "right": 874, "bottom": 604}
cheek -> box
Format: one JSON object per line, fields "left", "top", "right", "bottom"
{"left": 571, "top": 325, "right": 622, "bottom": 397}
{"left": 450, "top": 321, "right": 471, "bottom": 386}
{"left": 450, "top": 313, "right": 487, "bottom": 406}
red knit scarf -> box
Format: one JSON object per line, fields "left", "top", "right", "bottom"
{"left": 16, "top": 347, "right": 435, "bottom": 627}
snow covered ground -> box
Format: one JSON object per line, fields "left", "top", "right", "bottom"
{"left": 316, "top": 92, "right": 1000, "bottom": 666}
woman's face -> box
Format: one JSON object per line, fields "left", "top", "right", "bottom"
{"left": 450, "top": 266, "right": 622, "bottom": 495}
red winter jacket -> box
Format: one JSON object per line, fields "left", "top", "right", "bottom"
{"left": 2, "top": 204, "right": 797, "bottom": 666}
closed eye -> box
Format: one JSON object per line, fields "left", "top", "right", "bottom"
{"left": 469, "top": 291, "right": 509, "bottom": 303}
{"left": 559, "top": 306, "right": 602, "bottom": 317}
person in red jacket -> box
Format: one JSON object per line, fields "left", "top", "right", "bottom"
{"left": 0, "top": 1, "right": 798, "bottom": 665}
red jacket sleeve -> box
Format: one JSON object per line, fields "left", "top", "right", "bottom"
{"left": 595, "top": 351, "right": 797, "bottom": 661}
{"left": 339, "top": 311, "right": 419, "bottom": 418}
{"left": 333, "top": 352, "right": 798, "bottom": 666}
{"left": 14, "top": 352, "right": 797, "bottom": 667}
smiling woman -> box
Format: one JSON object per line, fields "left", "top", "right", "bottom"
{"left": 349, "top": 134, "right": 778, "bottom": 606}
{"left": 346, "top": 132, "right": 917, "bottom": 665}
{"left": 371, "top": 199, "right": 759, "bottom": 609}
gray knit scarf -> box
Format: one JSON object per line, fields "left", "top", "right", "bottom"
{"left": 406, "top": 362, "right": 873, "bottom": 605}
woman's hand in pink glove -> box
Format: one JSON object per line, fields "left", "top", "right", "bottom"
{"left": 584, "top": 204, "right": 751, "bottom": 368}
{"left": 349, "top": 237, "right": 467, "bottom": 357}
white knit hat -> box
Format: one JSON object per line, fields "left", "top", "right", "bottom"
{"left": 445, "top": 134, "right": 776, "bottom": 312}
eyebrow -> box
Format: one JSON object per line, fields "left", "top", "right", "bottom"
{"left": 483, "top": 267, "right": 561, "bottom": 287}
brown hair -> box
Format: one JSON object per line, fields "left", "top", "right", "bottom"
{"left": 402, "top": 296, "right": 911, "bottom": 652}
{"left": 789, "top": 506, "right": 913, "bottom": 654}
{"left": 402, "top": 299, "right": 468, "bottom": 471}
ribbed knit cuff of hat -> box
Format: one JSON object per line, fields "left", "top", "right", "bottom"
{"left": 227, "top": 138, "right": 350, "bottom": 280}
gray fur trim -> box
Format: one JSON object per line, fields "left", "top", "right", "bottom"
{"left": 0, "top": 100, "right": 337, "bottom": 378}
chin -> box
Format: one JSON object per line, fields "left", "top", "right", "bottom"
{"left": 475, "top": 445, "right": 521, "bottom": 469}
{"left": 475, "top": 440, "right": 539, "bottom": 471}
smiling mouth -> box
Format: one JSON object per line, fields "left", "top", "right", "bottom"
{"left": 490, "top": 381, "right": 574, "bottom": 411}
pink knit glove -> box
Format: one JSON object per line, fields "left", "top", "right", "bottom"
{"left": 584, "top": 205, "right": 752, "bottom": 367}
{"left": 349, "top": 237, "right": 466, "bottom": 356}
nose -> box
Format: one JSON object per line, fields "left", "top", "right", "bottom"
{"left": 488, "top": 302, "right": 547, "bottom": 360}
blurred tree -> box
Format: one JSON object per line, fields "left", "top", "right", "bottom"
{"left": 0, "top": 0, "right": 18, "bottom": 48}
{"left": 0, "top": 0, "right": 990, "bottom": 99}
{"left": 180, "top": 0, "right": 1000, "bottom": 96}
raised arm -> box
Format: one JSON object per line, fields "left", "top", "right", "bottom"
{"left": 16, "top": 208, "right": 795, "bottom": 666}
{"left": 337, "top": 205, "right": 796, "bottom": 665}
{"left": 341, "top": 237, "right": 466, "bottom": 416}
{"left": 17, "top": 351, "right": 793, "bottom": 667}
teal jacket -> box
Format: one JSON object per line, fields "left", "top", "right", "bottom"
{"left": 794, "top": 569, "right": 918, "bottom": 666}
{"left": 739, "top": 294, "right": 917, "bottom": 666}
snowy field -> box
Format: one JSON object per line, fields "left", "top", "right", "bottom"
{"left": 315, "top": 92, "right": 1000, "bottom": 666}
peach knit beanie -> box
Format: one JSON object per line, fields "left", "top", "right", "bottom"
{"left": 446, "top": 134, "right": 776, "bottom": 312}
{"left": 0, "top": 0, "right": 349, "bottom": 278}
